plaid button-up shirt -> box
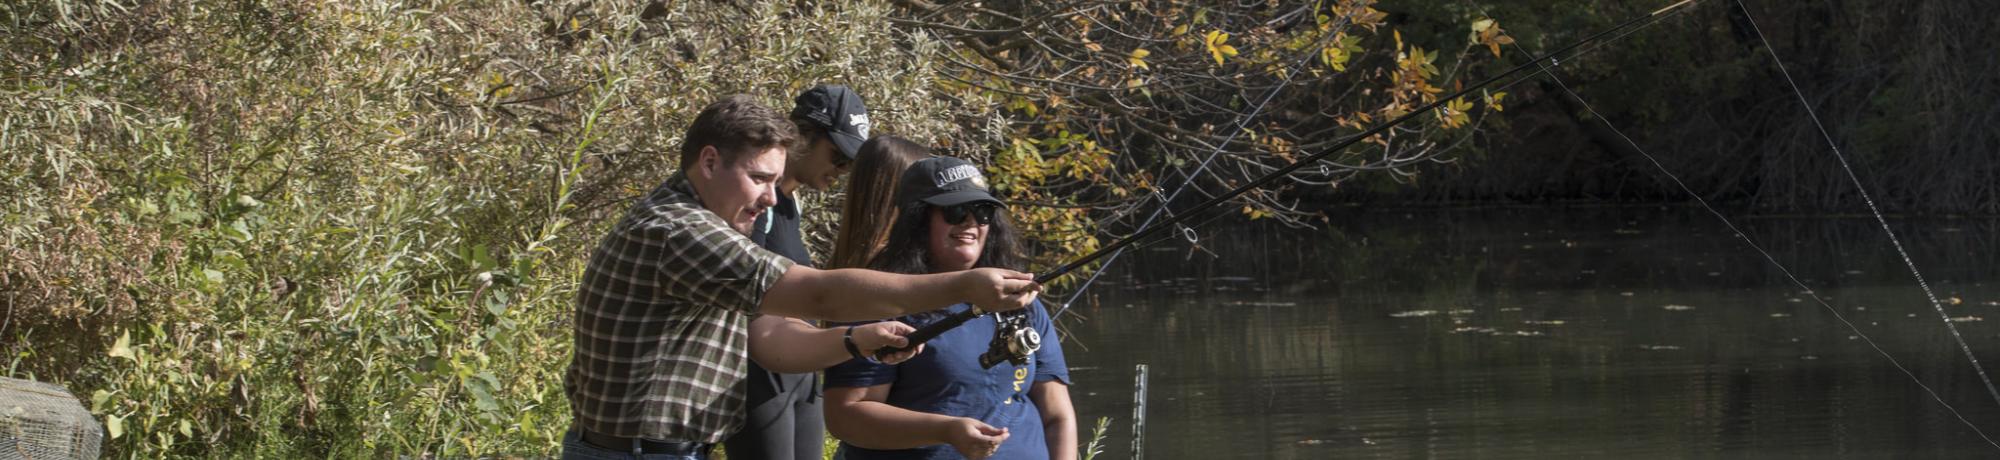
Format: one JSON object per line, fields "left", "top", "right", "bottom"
{"left": 566, "top": 174, "right": 795, "bottom": 443}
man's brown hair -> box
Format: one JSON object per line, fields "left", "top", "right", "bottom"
{"left": 680, "top": 95, "right": 799, "bottom": 171}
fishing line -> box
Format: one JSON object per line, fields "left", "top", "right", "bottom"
{"left": 1460, "top": 0, "right": 2000, "bottom": 447}
{"left": 1730, "top": 0, "right": 2000, "bottom": 412}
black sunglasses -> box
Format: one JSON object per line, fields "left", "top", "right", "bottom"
{"left": 830, "top": 152, "right": 852, "bottom": 169}
{"left": 940, "top": 203, "right": 998, "bottom": 225}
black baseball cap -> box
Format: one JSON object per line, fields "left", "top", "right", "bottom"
{"left": 896, "top": 156, "right": 1006, "bottom": 209}
{"left": 790, "top": 85, "right": 871, "bottom": 160}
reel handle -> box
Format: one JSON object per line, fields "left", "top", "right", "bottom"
{"left": 872, "top": 308, "right": 983, "bottom": 360}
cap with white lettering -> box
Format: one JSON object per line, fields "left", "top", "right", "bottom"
{"left": 790, "top": 84, "right": 871, "bottom": 160}
{"left": 895, "top": 156, "right": 1005, "bottom": 210}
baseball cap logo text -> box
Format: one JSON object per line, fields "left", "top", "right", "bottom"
{"left": 934, "top": 164, "right": 985, "bottom": 189}
{"left": 848, "top": 113, "right": 871, "bottom": 139}
{"left": 896, "top": 156, "right": 1004, "bottom": 210}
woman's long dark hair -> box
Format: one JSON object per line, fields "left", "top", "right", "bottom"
{"left": 866, "top": 202, "right": 1025, "bottom": 276}
{"left": 828, "top": 136, "right": 930, "bottom": 269}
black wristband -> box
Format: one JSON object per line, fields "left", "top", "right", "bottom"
{"left": 843, "top": 325, "right": 863, "bottom": 360}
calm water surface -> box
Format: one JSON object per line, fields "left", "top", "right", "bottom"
{"left": 1059, "top": 207, "right": 2000, "bottom": 459}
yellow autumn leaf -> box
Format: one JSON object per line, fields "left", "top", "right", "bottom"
{"left": 1472, "top": 19, "right": 1495, "bottom": 34}
{"left": 108, "top": 330, "right": 133, "bottom": 360}
{"left": 1475, "top": 19, "right": 1516, "bottom": 57}
{"left": 1203, "top": 30, "right": 1237, "bottom": 66}
{"left": 1322, "top": 46, "right": 1348, "bottom": 71}
{"left": 1484, "top": 90, "right": 1508, "bottom": 112}
{"left": 1128, "top": 48, "right": 1151, "bottom": 70}
{"left": 1440, "top": 97, "right": 1475, "bottom": 128}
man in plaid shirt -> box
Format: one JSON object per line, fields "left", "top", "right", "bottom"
{"left": 563, "top": 95, "right": 1041, "bottom": 459}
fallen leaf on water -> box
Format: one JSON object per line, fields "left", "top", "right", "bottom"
{"left": 1228, "top": 301, "right": 1298, "bottom": 307}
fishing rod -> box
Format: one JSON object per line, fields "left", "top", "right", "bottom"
{"left": 876, "top": 0, "right": 1700, "bottom": 363}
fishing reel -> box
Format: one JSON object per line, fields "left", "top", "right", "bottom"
{"left": 977, "top": 310, "right": 1041, "bottom": 369}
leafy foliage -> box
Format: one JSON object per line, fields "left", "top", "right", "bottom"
{"left": 1, "top": 0, "right": 985, "bottom": 456}
{"left": 3, "top": 0, "right": 1561, "bottom": 457}
{"left": 898, "top": 0, "right": 1517, "bottom": 282}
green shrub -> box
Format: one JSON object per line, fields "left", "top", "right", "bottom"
{"left": 2, "top": 1, "right": 992, "bottom": 456}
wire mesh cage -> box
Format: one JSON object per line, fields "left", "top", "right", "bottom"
{"left": 0, "top": 377, "right": 102, "bottom": 460}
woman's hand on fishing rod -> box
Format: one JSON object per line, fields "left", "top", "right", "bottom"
{"left": 958, "top": 268, "right": 1041, "bottom": 313}
{"left": 851, "top": 321, "right": 924, "bottom": 364}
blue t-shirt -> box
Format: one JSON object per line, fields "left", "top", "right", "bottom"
{"left": 826, "top": 300, "right": 1070, "bottom": 460}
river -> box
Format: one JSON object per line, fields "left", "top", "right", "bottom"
{"left": 1059, "top": 206, "right": 2000, "bottom": 458}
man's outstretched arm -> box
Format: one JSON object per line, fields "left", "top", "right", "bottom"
{"left": 747, "top": 316, "right": 923, "bottom": 373}
{"left": 758, "top": 266, "right": 1040, "bottom": 322}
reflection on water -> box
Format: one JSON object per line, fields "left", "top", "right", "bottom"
{"left": 1059, "top": 207, "right": 2000, "bottom": 459}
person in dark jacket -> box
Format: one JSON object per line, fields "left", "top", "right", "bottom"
{"left": 728, "top": 85, "right": 911, "bottom": 460}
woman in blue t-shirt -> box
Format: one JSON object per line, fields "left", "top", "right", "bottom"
{"left": 824, "top": 156, "right": 1075, "bottom": 460}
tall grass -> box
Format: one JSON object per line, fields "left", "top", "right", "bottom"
{"left": 0, "top": 0, "right": 998, "bottom": 456}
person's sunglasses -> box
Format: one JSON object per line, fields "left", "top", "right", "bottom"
{"left": 831, "top": 152, "right": 852, "bottom": 169}
{"left": 940, "top": 203, "right": 998, "bottom": 225}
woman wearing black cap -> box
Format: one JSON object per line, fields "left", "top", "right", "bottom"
{"left": 823, "top": 156, "right": 1077, "bottom": 460}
